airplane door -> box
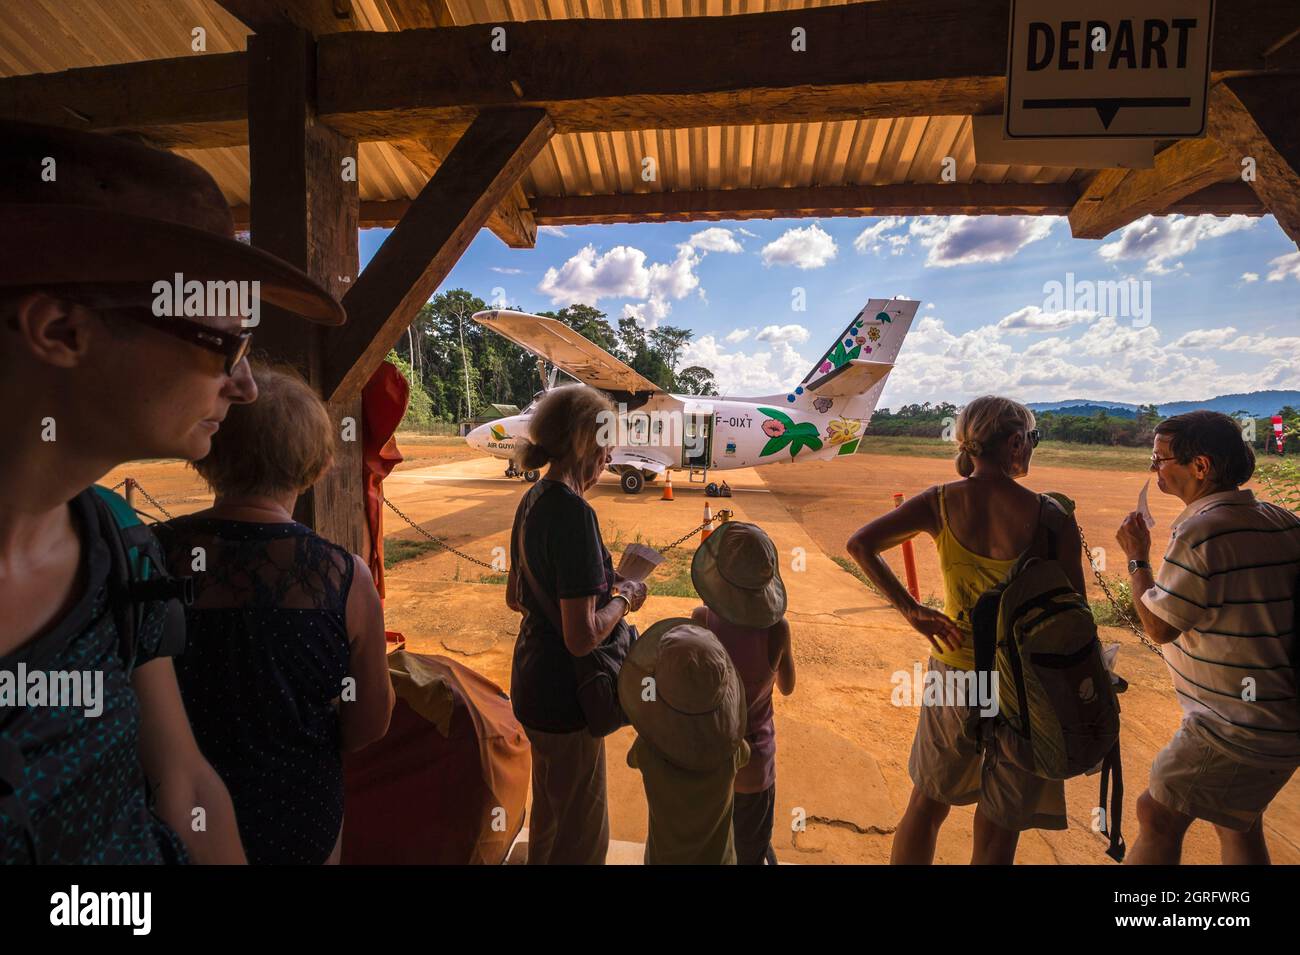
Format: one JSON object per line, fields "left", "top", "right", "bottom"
{"left": 682, "top": 413, "right": 713, "bottom": 468}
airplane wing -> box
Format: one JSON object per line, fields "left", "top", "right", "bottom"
{"left": 804, "top": 358, "right": 894, "bottom": 398}
{"left": 473, "top": 309, "right": 662, "bottom": 395}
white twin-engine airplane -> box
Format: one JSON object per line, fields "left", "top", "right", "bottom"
{"left": 466, "top": 298, "right": 920, "bottom": 494}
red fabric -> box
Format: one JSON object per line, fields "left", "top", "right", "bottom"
{"left": 362, "top": 362, "right": 409, "bottom": 600}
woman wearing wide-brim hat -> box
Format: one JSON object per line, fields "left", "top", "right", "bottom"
{"left": 1, "top": 120, "right": 349, "bottom": 864}
{"left": 689, "top": 521, "right": 796, "bottom": 865}
{"left": 618, "top": 617, "right": 751, "bottom": 864}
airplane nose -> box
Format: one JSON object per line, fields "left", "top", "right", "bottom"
{"left": 466, "top": 423, "right": 489, "bottom": 450}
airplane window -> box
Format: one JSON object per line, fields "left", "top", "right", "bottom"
{"left": 628, "top": 412, "right": 650, "bottom": 446}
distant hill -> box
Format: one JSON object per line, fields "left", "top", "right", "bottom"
{"left": 1030, "top": 391, "right": 1300, "bottom": 419}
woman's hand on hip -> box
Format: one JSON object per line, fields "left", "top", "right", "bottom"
{"left": 906, "top": 604, "right": 964, "bottom": 656}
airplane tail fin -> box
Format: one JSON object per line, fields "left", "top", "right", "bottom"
{"left": 777, "top": 298, "right": 920, "bottom": 419}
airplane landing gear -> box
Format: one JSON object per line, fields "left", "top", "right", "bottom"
{"left": 523, "top": 469, "right": 539, "bottom": 482}
{"left": 505, "top": 464, "right": 540, "bottom": 482}
{"left": 619, "top": 469, "right": 645, "bottom": 495}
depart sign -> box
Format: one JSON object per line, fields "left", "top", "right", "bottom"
{"left": 1004, "top": 0, "right": 1215, "bottom": 139}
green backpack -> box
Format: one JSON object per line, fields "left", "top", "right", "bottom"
{"left": 89, "top": 485, "right": 191, "bottom": 675}
{"left": 970, "top": 495, "right": 1124, "bottom": 861}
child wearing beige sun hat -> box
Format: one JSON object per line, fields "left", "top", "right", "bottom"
{"left": 689, "top": 521, "right": 796, "bottom": 865}
{"left": 618, "top": 618, "right": 751, "bottom": 864}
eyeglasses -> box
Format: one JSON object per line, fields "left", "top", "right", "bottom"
{"left": 87, "top": 302, "right": 253, "bottom": 377}
{"left": 1150, "top": 453, "right": 1178, "bottom": 470}
{"left": 1027, "top": 429, "right": 1041, "bottom": 448}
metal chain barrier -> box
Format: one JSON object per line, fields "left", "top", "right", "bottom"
{"left": 128, "top": 479, "right": 176, "bottom": 521}
{"left": 381, "top": 495, "right": 501, "bottom": 571}
{"left": 380, "top": 494, "right": 730, "bottom": 574}
{"left": 1078, "top": 525, "right": 1163, "bottom": 657}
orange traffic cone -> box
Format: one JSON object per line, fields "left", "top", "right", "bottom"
{"left": 661, "top": 471, "right": 674, "bottom": 501}
{"left": 701, "top": 502, "right": 713, "bottom": 544}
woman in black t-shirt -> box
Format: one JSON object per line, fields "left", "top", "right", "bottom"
{"left": 506, "top": 385, "right": 648, "bottom": 865}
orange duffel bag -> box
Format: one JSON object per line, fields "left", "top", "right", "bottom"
{"left": 342, "top": 649, "right": 529, "bottom": 864}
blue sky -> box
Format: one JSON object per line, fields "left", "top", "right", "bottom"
{"left": 359, "top": 212, "right": 1300, "bottom": 409}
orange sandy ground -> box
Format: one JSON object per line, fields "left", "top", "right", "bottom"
{"left": 103, "top": 437, "right": 1300, "bottom": 865}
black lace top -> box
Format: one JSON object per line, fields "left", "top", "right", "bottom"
{"left": 153, "top": 516, "right": 355, "bottom": 865}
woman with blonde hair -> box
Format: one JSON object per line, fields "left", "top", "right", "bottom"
{"left": 154, "top": 361, "right": 394, "bottom": 864}
{"left": 846, "top": 395, "right": 1086, "bottom": 864}
{"left": 505, "top": 384, "right": 648, "bottom": 864}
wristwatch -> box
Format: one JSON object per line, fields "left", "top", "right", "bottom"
{"left": 1127, "top": 559, "right": 1151, "bottom": 574}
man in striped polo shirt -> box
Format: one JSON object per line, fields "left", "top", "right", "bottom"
{"left": 1116, "top": 410, "right": 1300, "bottom": 864}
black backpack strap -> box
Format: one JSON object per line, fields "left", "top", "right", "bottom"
{"left": 88, "top": 489, "right": 140, "bottom": 674}
{"left": 1099, "top": 740, "right": 1125, "bottom": 862}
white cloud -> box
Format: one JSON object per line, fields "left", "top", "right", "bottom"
{"left": 686, "top": 227, "right": 744, "bottom": 253}
{"left": 760, "top": 223, "right": 838, "bottom": 269}
{"left": 537, "top": 226, "right": 568, "bottom": 238}
{"left": 755, "top": 324, "right": 811, "bottom": 345}
{"left": 490, "top": 266, "right": 523, "bottom": 274}
{"left": 1266, "top": 251, "right": 1300, "bottom": 282}
{"left": 538, "top": 242, "right": 701, "bottom": 328}
{"left": 678, "top": 334, "right": 812, "bottom": 396}
{"left": 1241, "top": 272, "right": 1259, "bottom": 283}
{"left": 1172, "top": 325, "right": 1300, "bottom": 355}
{"left": 880, "top": 313, "right": 1300, "bottom": 409}
{"left": 1098, "top": 214, "right": 1258, "bottom": 275}
{"left": 909, "top": 216, "right": 1056, "bottom": 267}
{"left": 724, "top": 327, "right": 753, "bottom": 344}
{"left": 853, "top": 216, "right": 909, "bottom": 255}
{"left": 738, "top": 227, "right": 759, "bottom": 238}
{"left": 995, "top": 306, "right": 1098, "bottom": 335}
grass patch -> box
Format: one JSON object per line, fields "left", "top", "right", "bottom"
{"left": 384, "top": 538, "right": 442, "bottom": 569}
{"left": 1090, "top": 575, "right": 1139, "bottom": 628}
{"left": 856, "top": 435, "right": 1154, "bottom": 473}
{"left": 830, "top": 555, "right": 943, "bottom": 608}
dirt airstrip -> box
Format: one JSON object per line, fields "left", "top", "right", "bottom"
{"left": 103, "top": 436, "right": 1300, "bottom": 865}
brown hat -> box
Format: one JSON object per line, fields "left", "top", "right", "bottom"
{"left": 0, "top": 120, "right": 345, "bottom": 325}
{"left": 691, "top": 521, "right": 787, "bottom": 629}
{"left": 617, "top": 618, "right": 746, "bottom": 773}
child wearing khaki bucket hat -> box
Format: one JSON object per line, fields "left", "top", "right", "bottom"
{"left": 618, "top": 618, "right": 751, "bottom": 864}
{"left": 690, "top": 521, "right": 796, "bottom": 865}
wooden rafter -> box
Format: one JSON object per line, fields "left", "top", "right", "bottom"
{"left": 1208, "top": 75, "right": 1300, "bottom": 245}
{"left": 229, "top": 181, "right": 1265, "bottom": 231}
{"left": 4, "top": 1, "right": 1294, "bottom": 148}
{"left": 1069, "top": 138, "right": 1240, "bottom": 240}
{"left": 325, "top": 108, "right": 554, "bottom": 404}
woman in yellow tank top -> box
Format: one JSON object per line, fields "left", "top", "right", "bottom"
{"left": 847, "top": 396, "right": 1086, "bottom": 865}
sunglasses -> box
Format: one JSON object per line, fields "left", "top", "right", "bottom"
{"left": 86, "top": 302, "right": 254, "bottom": 376}
{"left": 1150, "top": 453, "right": 1178, "bottom": 470}
{"left": 1027, "top": 429, "right": 1041, "bottom": 448}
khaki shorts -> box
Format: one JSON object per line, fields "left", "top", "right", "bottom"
{"left": 1147, "top": 721, "right": 1297, "bottom": 832}
{"left": 907, "top": 657, "right": 1067, "bottom": 832}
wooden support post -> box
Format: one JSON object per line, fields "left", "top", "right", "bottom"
{"left": 1208, "top": 76, "right": 1300, "bottom": 247}
{"left": 247, "top": 24, "right": 365, "bottom": 558}
{"left": 324, "top": 108, "right": 553, "bottom": 405}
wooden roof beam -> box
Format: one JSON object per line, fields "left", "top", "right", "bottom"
{"left": 531, "top": 182, "right": 1081, "bottom": 225}
{"left": 5, "top": 0, "right": 1292, "bottom": 147}
{"left": 1068, "top": 138, "right": 1241, "bottom": 240}
{"left": 214, "top": 1, "right": 362, "bottom": 33}
{"left": 324, "top": 108, "right": 553, "bottom": 404}
{"left": 230, "top": 181, "right": 1265, "bottom": 231}
{"left": 1208, "top": 75, "right": 1300, "bottom": 246}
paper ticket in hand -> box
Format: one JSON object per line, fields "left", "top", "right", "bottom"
{"left": 1137, "top": 479, "right": 1156, "bottom": 529}
{"left": 616, "top": 543, "right": 664, "bottom": 583}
